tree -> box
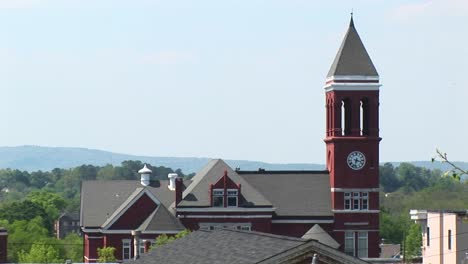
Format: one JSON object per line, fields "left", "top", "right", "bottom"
{"left": 27, "top": 190, "right": 67, "bottom": 222}
{"left": 6, "top": 217, "right": 50, "bottom": 261}
{"left": 0, "top": 200, "right": 52, "bottom": 232}
{"left": 404, "top": 223, "right": 422, "bottom": 261}
{"left": 155, "top": 229, "right": 191, "bottom": 247}
{"left": 97, "top": 247, "right": 117, "bottom": 263}
{"left": 61, "top": 233, "right": 83, "bottom": 262}
{"left": 432, "top": 148, "right": 467, "bottom": 181}
{"left": 380, "top": 163, "right": 401, "bottom": 192}
{"left": 18, "top": 242, "right": 62, "bottom": 263}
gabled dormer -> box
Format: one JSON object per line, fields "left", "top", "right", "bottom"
{"left": 175, "top": 159, "right": 272, "bottom": 208}
{"left": 210, "top": 170, "right": 241, "bottom": 207}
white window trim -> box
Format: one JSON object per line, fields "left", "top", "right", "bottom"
{"left": 227, "top": 189, "right": 238, "bottom": 207}
{"left": 199, "top": 222, "right": 251, "bottom": 231}
{"left": 345, "top": 231, "right": 355, "bottom": 256}
{"left": 122, "top": 239, "right": 132, "bottom": 260}
{"left": 358, "top": 232, "right": 368, "bottom": 258}
{"left": 212, "top": 189, "right": 224, "bottom": 207}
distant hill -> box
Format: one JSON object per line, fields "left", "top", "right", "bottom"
{"left": 0, "top": 146, "right": 466, "bottom": 174}
{"left": 0, "top": 146, "right": 325, "bottom": 173}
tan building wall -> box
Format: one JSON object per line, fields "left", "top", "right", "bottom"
{"left": 411, "top": 210, "right": 468, "bottom": 264}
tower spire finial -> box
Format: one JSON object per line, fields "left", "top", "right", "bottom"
{"left": 350, "top": 9, "right": 354, "bottom": 27}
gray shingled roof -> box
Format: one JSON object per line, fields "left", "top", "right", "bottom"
{"left": 238, "top": 172, "right": 333, "bottom": 217}
{"left": 302, "top": 224, "right": 340, "bottom": 249}
{"left": 327, "top": 17, "right": 378, "bottom": 77}
{"left": 133, "top": 229, "right": 369, "bottom": 264}
{"left": 138, "top": 205, "right": 184, "bottom": 231}
{"left": 81, "top": 180, "right": 183, "bottom": 229}
{"left": 178, "top": 159, "right": 272, "bottom": 207}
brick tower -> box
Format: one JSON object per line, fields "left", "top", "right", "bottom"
{"left": 324, "top": 16, "right": 381, "bottom": 258}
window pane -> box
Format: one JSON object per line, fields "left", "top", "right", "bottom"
{"left": 213, "top": 189, "right": 224, "bottom": 195}
{"left": 227, "top": 196, "right": 237, "bottom": 207}
{"left": 227, "top": 190, "right": 238, "bottom": 196}
{"left": 362, "top": 198, "right": 368, "bottom": 210}
{"left": 345, "top": 199, "right": 351, "bottom": 210}
{"left": 353, "top": 199, "right": 360, "bottom": 210}
{"left": 358, "top": 232, "right": 368, "bottom": 258}
{"left": 344, "top": 232, "right": 355, "bottom": 256}
{"left": 213, "top": 196, "right": 223, "bottom": 207}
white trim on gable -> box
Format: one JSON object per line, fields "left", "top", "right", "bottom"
{"left": 81, "top": 228, "right": 181, "bottom": 234}
{"left": 331, "top": 188, "right": 379, "bottom": 192}
{"left": 177, "top": 215, "right": 272, "bottom": 219}
{"left": 332, "top": 209, "right": 380, "bottom": 213}
{"left": 101, "top": 188, "right": 161, "bottom": 230}
{"left": 271, "top": 219, "right": 334, "bottom": 224}
{"left": 175, "top": 207, "right": 275, "bottom": 213}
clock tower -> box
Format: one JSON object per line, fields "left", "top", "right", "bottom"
{"left": 324, "top": 16, "right": 381, "bottom": 258}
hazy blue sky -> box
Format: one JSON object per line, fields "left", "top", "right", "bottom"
{"left": 1, "top": 0, "right": 467, "bottom": 164}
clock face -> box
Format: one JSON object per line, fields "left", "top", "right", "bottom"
{"left": 347, "top": 151, "right": 366, "bottom": 170}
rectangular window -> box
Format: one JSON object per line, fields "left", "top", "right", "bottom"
{"left": 344, "top": 192, "right": 351, "bottom": 210}
{"left": 122, "top": 240, "right": 131, "bottom": 260}
{"left": 241, "top": 226, "right": 251, "bottom": 231}
{"left": 212, "top": 189, "right": 224, "bottom": 207}
{"left": 344, "top": 231, "right": 355, "bottom": 256}
{"left": 357, "top": 232, "right": 368, "bottom": 258}
{"left": 353, "top": 192, "right": 360, "bottom": 210}
{"left": 427, "top": 227, "right": 430, "bottom": 246}
{"left": 361, "top": 192, "right": 368, "bottom": 210}
{"left": 139, "top": 241, "right": 146, "bottom": 255}
{"left": 353, "top": 198, "right": 360, "bottom": 210}
{"left": 448, "top": 229, "right": 451, "bottom": 250}
{"left": 227, "top": 189, "right": 238, "bottom": 207}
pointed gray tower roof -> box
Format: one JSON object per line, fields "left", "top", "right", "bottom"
{"left": 327, "top": 17, "right": 378, "bottom": 78}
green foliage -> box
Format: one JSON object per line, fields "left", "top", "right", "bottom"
{"left": 97, "top": 247, "right": 117, "bottom": 263}
{"left": 18, "top": 242, "right": 62, "bottom": 263}
{"left": 27, "top": 190, "right": 67, "bottom": 222}
{"left": 405, "top": 224, "right": 422, "bottom": 260}
{"left": 380, "top": 209, "right": 407, "bottom": 244}
{"left": 155, "top": 229, "right": 191, "bottom": 247}
{"left": 0, "top": 200, "right": 53, "bottom": 233}
{"left": 6, "top": 217, "right": 50, "bottom": 261}
{"left": 61, "top": 233, "right": 83, "bottom": 262}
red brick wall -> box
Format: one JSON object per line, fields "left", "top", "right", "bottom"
{"left": 84, "top": 233, "right": 103, "bottom": 263}
{"left": 109, "top": 193, "right": 158, "bottom": 230}
{"left": 0, "top": 233, "right": 7, "bottom": 263}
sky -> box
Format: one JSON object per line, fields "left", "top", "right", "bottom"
{"left": 1, "top": 0, "right": 467, "bottom": 164}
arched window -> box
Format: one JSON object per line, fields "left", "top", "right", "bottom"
{"left": 341, "top": 99, "right": 351, "bottom": 136}
{"left": 360, "top": 98, "right": 370, "bottom": 136}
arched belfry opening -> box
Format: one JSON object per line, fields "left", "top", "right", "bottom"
{"left": 360, "top": 98, "right": 370, "bottom": 136}
{"left": 341, "top": 99, "right": 352, "bottom": 136}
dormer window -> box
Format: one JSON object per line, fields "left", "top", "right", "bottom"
{"left": 212, "top": 189, "right": 224, "bottom": 207}
{"left": 227, "top": 189, "right": 238, "bottom": 207}
{"left": 210, "top": 169, "right": 241, "bottom": 208}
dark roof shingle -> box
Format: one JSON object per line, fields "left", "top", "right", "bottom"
{"left": 327, "top": 17, "right": 378, "bottom": 78}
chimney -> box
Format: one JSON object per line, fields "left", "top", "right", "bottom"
{"left": 131, "top": 230, "right": 141, "bottom": 260}
{"left": 138, "top": 164, "right": 152, "bottom": 186}
{"left": 175, "top": 177, "right": 183, "bottom": 206}
{"left": 168, "top": 173, "right": 178, "bottom": 190}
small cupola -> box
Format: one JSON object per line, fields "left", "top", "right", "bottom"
{"left": 138, "top": 164, "right": 152, "bottom": 186}
{"left": 168, "top": 173, "right": 178, "bottom": 191}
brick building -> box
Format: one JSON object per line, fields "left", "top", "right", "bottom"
{"left": 80, "top": 16, "right": 381, "bottom": 262}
